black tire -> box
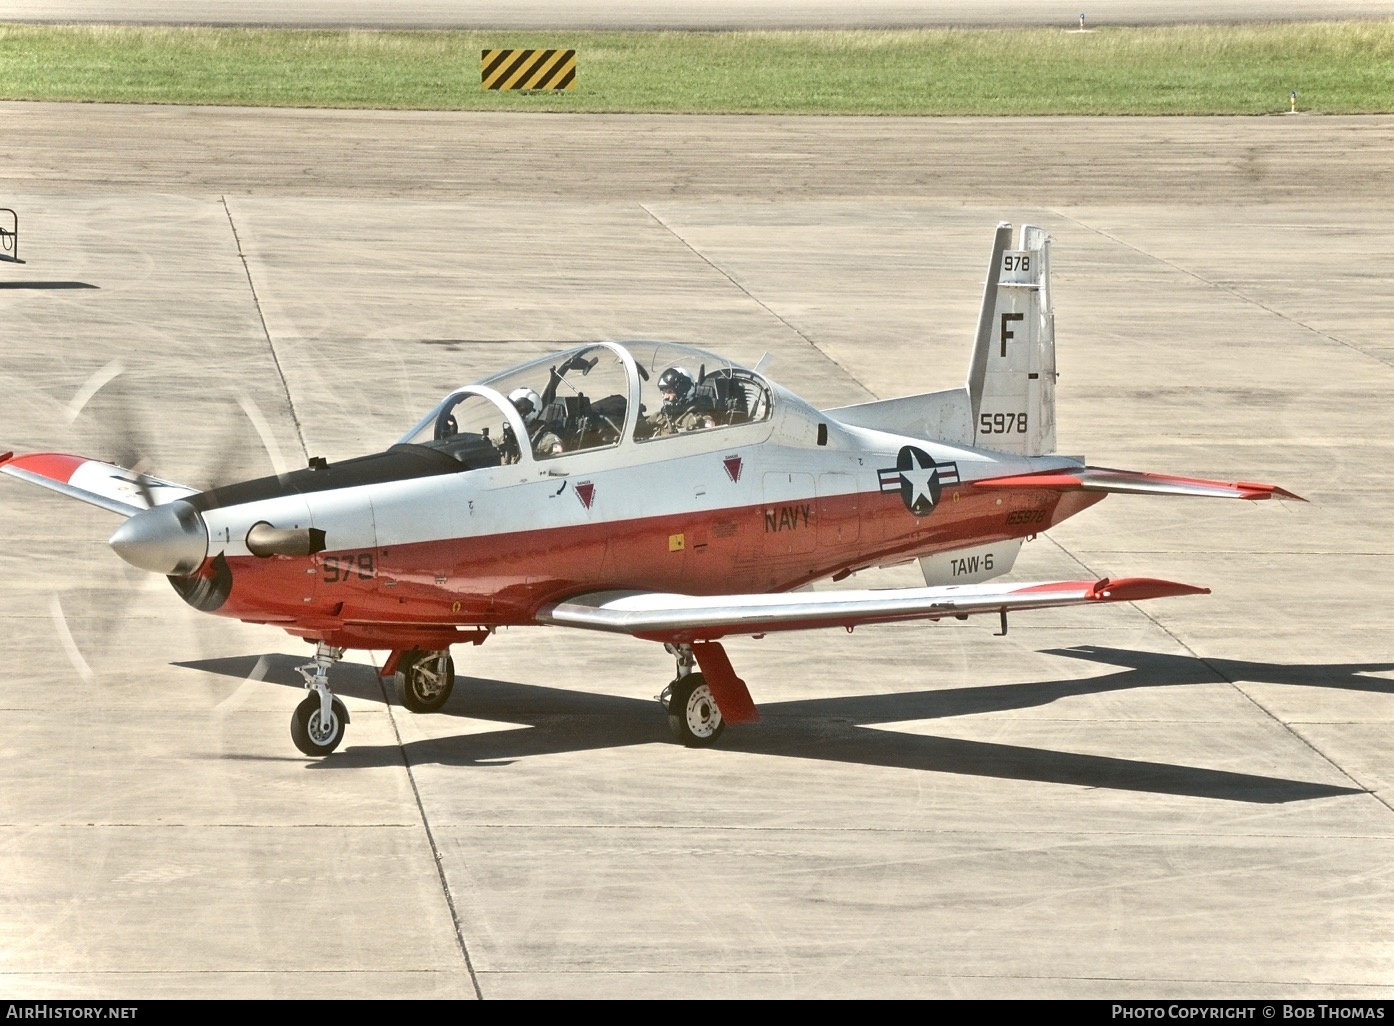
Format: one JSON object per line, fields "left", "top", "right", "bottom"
{"left": 666, "top": 673, "right": 725, "bottom": 748}
{"left": 395, "top": 650, "right": 455, "bottom": 713}
{"left": 291, "top": 693, "right": 349, "bottom": 756}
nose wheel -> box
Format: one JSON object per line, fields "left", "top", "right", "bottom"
{"left": 290, "top": 642, "right": 351, "bottom": 757}
{"left": 291, "top": 692, "right": 349, "bottom": 757}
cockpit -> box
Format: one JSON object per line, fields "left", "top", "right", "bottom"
{"left": 627, "top": 341, "right": 773, "bottom": 443}
{"left": 397, "top": 341, "right": 774, "bottom": 466}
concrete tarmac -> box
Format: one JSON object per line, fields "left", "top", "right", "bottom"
{"left": 1, "top": 103, "right": 1393, "bottom": 999}
{"left": 10, "top": 1, "right": 1394, "bottom": 29}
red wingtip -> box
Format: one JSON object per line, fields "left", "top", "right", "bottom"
{"left": 0, "top": 451, "right": 13, "bottom": 467}
{"left": 1237, "top": 482, "right": 1306, "bottom": 502}
{"left": 2, "top": 452, "right": 87, "bottom": 484}
{"left": 1089, "top": 577, "right": 1211, "bottom": 601}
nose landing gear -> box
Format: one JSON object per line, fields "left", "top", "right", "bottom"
{"left": 290, "top": 642, "right": 351, "bottom": 757}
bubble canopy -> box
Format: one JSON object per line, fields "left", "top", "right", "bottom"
{"left": 397, "top": 341, "right": 773, "bottom": 464}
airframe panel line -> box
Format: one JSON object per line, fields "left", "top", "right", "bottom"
{"left": 222, "top": 195, "right": 310, "bottom": 468}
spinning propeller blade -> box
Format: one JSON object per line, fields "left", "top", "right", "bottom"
{"left": 42, "top": 362, "right": 299, "bottom": 679}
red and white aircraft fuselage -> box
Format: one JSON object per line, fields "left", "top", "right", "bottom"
{"left": 1, "top": 224, "right": 1300, "bottom": 755}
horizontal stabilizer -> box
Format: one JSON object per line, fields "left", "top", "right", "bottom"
{"left": 538, "top": 577, "right": 1209, "bottom": 644}
{"left": 974, "top": 466, "right": 1304, "bottom": 502}
{"left": 0, "top": 452, "right": 198, "bottom": 517}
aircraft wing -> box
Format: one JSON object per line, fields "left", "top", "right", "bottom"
{"left": 0, "top": 452, "right": 199, "bottom": 517}
{"left": 538, "top": 577, "right": 1208, "bottom": 644}
{"left": 974, "top": 466, "right": 1304, "bottom": 501}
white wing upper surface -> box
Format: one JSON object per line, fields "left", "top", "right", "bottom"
{"left": 538, "top": 577, "right": 1209, "bottom": 643}
{"left": 0, "top": 452, "right": 198, "bottom": 517}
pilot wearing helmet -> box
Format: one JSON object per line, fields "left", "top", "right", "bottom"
{"left": 653, "top": 366, "right": 716, "bottom": 436}
{"left": 500, "top": 386, "right": 563, "bottom": 462}
{"left": 509, "top": 386, "right": 541, "bottom": 425}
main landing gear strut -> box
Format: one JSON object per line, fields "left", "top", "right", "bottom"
{"left": 393, "top": 649, "right": 455, "bottom": 713}
{"left": 659, "top": 643, "right": 726, "bottom": 747}
{"left": 291, "top": 642, "right": 351, "bottom": 757}
{"left": 288, "top": 636, "right": 747, "bottom": 756}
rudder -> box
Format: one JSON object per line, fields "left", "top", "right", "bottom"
{"left": 968, "top": 223, "right": 1056, "bottom": 456}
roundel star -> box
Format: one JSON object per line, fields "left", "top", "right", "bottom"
{"left": 897, "top": 446, "right": 941, "bottom": 516}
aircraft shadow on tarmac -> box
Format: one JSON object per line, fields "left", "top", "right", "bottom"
{"left": 177, "top": 646, "right": 1392, "bottom": 804}
{"left": 0, "top": 280, "right": 97, "bottom": 288}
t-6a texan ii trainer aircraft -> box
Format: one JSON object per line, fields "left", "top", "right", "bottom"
{"left": 1, "top": 224, "right": 1301, "bottom": 756}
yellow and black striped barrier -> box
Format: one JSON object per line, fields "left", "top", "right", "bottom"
{"left": 481, "top": 49, "right": 576, "bottom": 92}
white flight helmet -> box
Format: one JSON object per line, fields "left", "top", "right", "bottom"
{"left": 509, "top": 387, "right": 541, "bottom": 425}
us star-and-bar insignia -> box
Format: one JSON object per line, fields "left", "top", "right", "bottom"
{"left": 877, "top": 446, "right": 959, "bottom": 516}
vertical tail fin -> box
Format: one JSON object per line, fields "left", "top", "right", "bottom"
{"left": 824, "top": 222, "right": 1056, "bottom": 454}
{"left": 967, "top": 223, "right": 1056, "bottom": 456}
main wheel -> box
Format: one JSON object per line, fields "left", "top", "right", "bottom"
{"left": 395, "top": 650, "right": 455, "bottom": 713}
{"left": 666, "top": 673, "right": 725, "bottom": 747}
{"left": 291, "top": 693, "right": 349, "bottom": 756}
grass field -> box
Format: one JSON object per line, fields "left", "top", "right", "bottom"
{"left": 1, "top": 22, "right": 1392, "bottom": 114}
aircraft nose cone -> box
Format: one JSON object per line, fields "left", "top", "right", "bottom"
{"left": 108, "top": 500, "right": 209, "bottom": 576}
